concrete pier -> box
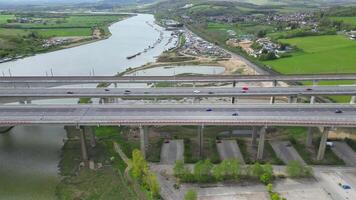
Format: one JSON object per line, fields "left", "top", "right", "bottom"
{"left": 306, "top": 127, "right": 313, "bottom": 147}
{"left": 257, "top": 126, "right": 267, "bottom": 160}
{"left": 79, "top": 127, "right": 88, "bottom": 161}
{"left": 310, "top": 96, "right": 316, "bottom": 104}
{"left": 83, "top": 126, "right": 96, "bottom": 148}
{"left": 317, "top": 127, "right": 329, "bottom": 161}
{"left": 198, "top": 125, "right": 204, "bottom": 158}
{"left": 232, "top": 81, "right": 237, "bottom": 104}
{"left": 139, "top": 126, "right": 149, "bottom": 159}
{"left": 251, "top": 127, "right": 258, "bottom": 146}
{"left": 351, "top": 96, "right": 356, "bottom": 104}
{"left": 288, "top": 96, "right": 297, "bottom": 103}
{"left": 270, "top": 80, "right": 277, "bottom": 104}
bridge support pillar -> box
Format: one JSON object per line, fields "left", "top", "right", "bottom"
{"left": 198, "top": 125, "right": 204, "bottom": 158}
{"left": 306, "top": 127, "right": 313, "bottom": 147}
{"left": 350, "top": 96, "right": 356, "bottom": 104}
{"left": 83, "top": 126, "right": 96, "bottom": 148}
{"left": 139, "top": 126, "right": 149, "bottom": 159}
{"left": 270, "top": 80, "right": 277, "bottom": 104}
{"left": 288, "top": 96, "right": 297, "bottom": 103}
{"left": 310, "top": 96, "right": 316, "bottom": 104}
{"left": 251, "top": 127, "right": 258, "bottom": 147}
{"left": 232, "top": 81, "right": 237, "bottom": 104}
{"left": 257, "top": 126, "right": 266, "bottom": 160}
{"left": 317, "top": 127, "right": 329, "bottom": 161}
{"left": 79, "top": 127, "right": 89, "bottom": 162}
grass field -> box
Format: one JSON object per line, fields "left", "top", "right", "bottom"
{"left": 36, "top": 28, "right": 92, "bottom": 37}
{"left": 330, "top": 16, "right": 356, "bottom": 26}
{"left": 207, "top": 22, "right": 274, "bottom": 38}
{"left": 264, "top": 35, "right": 356, "bottom": 74}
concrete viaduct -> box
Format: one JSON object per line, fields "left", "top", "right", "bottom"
{"left": 0, "top": 104, "right": 355, "bottom": 161}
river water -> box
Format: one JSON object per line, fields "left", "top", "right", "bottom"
{"left": 0, "top": 14, "right": 224, "bottom": 199}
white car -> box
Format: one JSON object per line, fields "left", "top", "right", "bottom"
{"left": 326, "top": 141, "right": 334, "bottom": 147}
{"left": 193, "top": 90, "right": 200, "bottom": 94}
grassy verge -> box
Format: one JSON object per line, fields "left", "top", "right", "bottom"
{"left": 236, "top": 138, "right": 252, "bottom": 164}
{"left": 56, "top": 126, "right": 139, "bottom": 200}
{"left": 265, "top": 142, "right": 284, "bottom": 165}
{"left": 345, "top": 138, "right": 356, "bottom": 152}
{"left": 146, "top": 138, "right": 164, "bottom": 163}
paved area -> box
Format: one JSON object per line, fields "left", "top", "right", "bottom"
{"left": 160, "top": 139, "right": 184, "bottom": 164}
{"left": 331, "top": 141, "right": 356, "bottom": 166}
{"left": 199, "top": 185, "right": 269, "bottom": 200}
{"left": 217, "top": 140, "right": 245, "bottom": 164}
{"left": 315, "top": 168, "right": 356, "bottom": 200}
{"left": 270, "top": 141, "right": 306, "bottom": 165}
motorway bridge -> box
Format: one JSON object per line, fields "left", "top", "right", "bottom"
{"left": 1, "top": 74, "right": 356, "bottom": 87}
{"left": 0, "top": 104, "right": 354, "bottom": 127}
{"left": 1, "top": 86, "right": 356, "bottom": 99}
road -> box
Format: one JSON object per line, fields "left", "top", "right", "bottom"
{"left": 0, "top": 104, "right": 356, "bottom": 127}
{"left": 160, "top": 140, "right": 184, "bottom": 164}
{"left": 2, "top": 74, "right": 356, "bottom": 87}
{"left": 269, "top": 141, "right": 306, "bottom": 165}
{"left": 1, "top": 86, "right": 356, "bottom": 99}
{"left": 331, "top": 141, "right": 356, "bottom": 167}
{"left": 217, "top": 140, "right": 245, "bottom": 164}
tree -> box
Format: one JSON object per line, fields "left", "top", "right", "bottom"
{"left": 212, "top": 159, "right": 240, "bottom": 181}
{"left": 174, "top": 160, "right": 185, "bottom": 177}
{"left": 249, "top": 162, "right": 264, "bottom": 177}
{"left": 194, "top": 159, "right": 213, "bottom": 182}
{"left": 143, "top": 171, "right": 160, "bottom": 199}
{"left": 132, "top": 149, "right": 148, "bottom": 181}
{"left": 184, "top": 189, "right": 197, "bottom": 200}
{"left": 256, "top": 30, "right": 267, "bottom": 38}
{"left": 286, "top": 160, "right": 313, "bottom": 178}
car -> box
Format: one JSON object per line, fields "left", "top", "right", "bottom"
{"left": 164, "top": 140, "right": 170, "bottom": 144}
{"left": 206, "top": 108, "right": 213, "bottom": 112}
{"left": 144, "top": 91, "right": 150, "bottom": 94}
{"left": 66, "top": 91, "right": 74, "bottom": 94}
{"left": 208, "top": 91, "right": 214, "bottom": 94}
{"left": 232, "top": 113, "right": 239, "bottom": 116}
{"left": 104, "top": 89, "right": 110, "bottom": 92}
{"left": 342, "top": 185, "right": 351, "bottom": 190}
{"left": 216, "top": 140, "right": 222, "bottom": 144}
{"left": 335, "top": 109, "right": 343, "bottom": 114}
{"left": 242, "top": 86, "right": 249, "bottom": 91}
{"left": 326, "top": 141, "right": 334, "bottom": 147}
{"left": 193, "top": 90, "right": 201, "bottom": 94}
{"left": 286, "top": 143, "right": 292, "bottom": 147}
{"left": 306, "top": 88, "right": 313, "bottom": 91}
{"left": 124, "top": 90, "right": 131, "bottom": 94}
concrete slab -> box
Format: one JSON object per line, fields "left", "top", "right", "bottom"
{"left": 331, "top": 141, "right": 356, "bottom": 167}
{"left": 160, "top": 139, "right": 184, "bottom": 164}
{"left": 269, "top": 141, "right": 306, "bottom": 165}
{"left": 217, "top": 140, "right": 245, "bottom": 164}
{"left": 199, "top": 185, "right": 269, "bottom": 200}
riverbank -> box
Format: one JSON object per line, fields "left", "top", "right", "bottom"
{"left": 0, "top": 13, "right": 133, "bottom": 65}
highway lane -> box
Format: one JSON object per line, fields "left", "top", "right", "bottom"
{"left": 0, "top": 104, "right": 355, "bottom": 127}
{"left": 1, "top": 86, "right": 356, "bottom": 99}
{"left": 1, "top": 74, "right": 356, "bottom": 86}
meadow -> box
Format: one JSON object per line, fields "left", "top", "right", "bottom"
{"left": 330, "top": 16, "right": 356, "bottom": 26}
{"left": 264, "top": 35, "right": 356, "bottom": 74}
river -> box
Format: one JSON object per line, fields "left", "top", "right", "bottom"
{"left": 0, "top": 14, "right": 223, "bottom": 199}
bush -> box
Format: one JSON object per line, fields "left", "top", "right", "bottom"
{"left": 131, "top": 149, "right": 148, "bottom": 181}
{"left": 193, "top": 159, "right": 214, "bottom": 182}
{"left": 212, "top": 159, "right": 240, "bottom": 181}
{"left": 184, "top": 189, "right": 198, "bottom": 200}
{"left": 286, "top": 160, "right": 313, "bottom": 178}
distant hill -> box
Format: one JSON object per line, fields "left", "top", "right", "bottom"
{"left": 0, "top": 0, "right": 156, "bottom": 5}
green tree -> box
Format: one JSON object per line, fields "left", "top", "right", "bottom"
{"left": 174, "top": 160, "right": 185, "bottom": 177}
{"left": 131, "top": 149, "right": 148, "bottom": 181}
{"left": 212, "top": 159, "right": 240, "bottom": 181}
{"left": 286, "top": 161, "right": 313, "bottom": 178}
{"left": 184, "top": 189, "right": 197, "bottom": 200}
{"left": 249, "top": 162, "right": 264, "bottom": 177}
{"left": 143, "top": 171, "right": 160, "bottom": 199}
{"left": 194, "top": 159, "right": 213, "bottom": 182}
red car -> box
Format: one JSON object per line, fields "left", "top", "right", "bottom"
{"left": 242, "top": 86, "right": 249, "bottom": 91}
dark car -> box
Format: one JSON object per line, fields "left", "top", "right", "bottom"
{"left": 164, "top": 140, "right": 170, "bottom": 144}
{"left": 232, "top": 113, "right": 239, "bottom": 116}
{"left": 306, "top": 88, "right": 313, "bottom": 91}
{"left": 342, "top": 185, "right": 351, "bottom": 190}
{"left": 66, "top": 91, "right": 74, "bottom": 94}
{"left": 124, "top": 90, "right": 131, "bottom": 94}
{"left": 208, "top": 91, "right": 214, "bottom": 94}
{"left": 105, "top": 89, "right": 110, "bottom": 92}
{"left": 335, "top": 109, "right": 343, "bottom": 114}
{"left": 206, "top": 108, "right": 213, "bottom": 112}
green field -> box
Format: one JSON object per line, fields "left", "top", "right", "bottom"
{"left": 264, "top": 35, "right": 356, "bottom": 74}
{"left": 36, "top": 28, "right": 92, "bottom": 37}
{"left": 330, "top": 16, "right": 356, "bottom": 26}
{"left": 207, "top": 22, "right": 274, "bottom": 38}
